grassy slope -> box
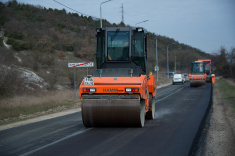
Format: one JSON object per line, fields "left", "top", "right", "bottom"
{"left": 0, "top": 90, "right": 80, "bottom": 125}
{"left": 215, "top": 78, "right": 235, "bottom": 112}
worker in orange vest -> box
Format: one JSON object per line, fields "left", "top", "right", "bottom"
{"left": 211, "top": 74, "right": 215, "bottom": 83}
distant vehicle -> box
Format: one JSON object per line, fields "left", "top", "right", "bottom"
{"left": 172, "top": 74, "right": 184, "bottom": 85}
{"left": 181, "top": 74, "right": 186, "bottom": 82}
{"left": 182, "top": 73, "right": 189, "bottom": 82}
{"left": 165, "top": 72, "right": 175, "bottom": 77}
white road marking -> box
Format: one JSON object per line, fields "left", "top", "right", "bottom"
{"left": 155, "top": 87, "right": 184, "bottom": 103}
{"left": 20, "top": 128, "right": 92, "bottom": 156}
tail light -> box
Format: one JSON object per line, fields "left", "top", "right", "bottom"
{"left": 83, "top": 88, "right": 96, "bottom": 93}
{"left": 125, "top": 88, "right": 139, "bottom": 93}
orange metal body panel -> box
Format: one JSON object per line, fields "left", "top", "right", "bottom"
{"left": 148, "top": 75, "right": 157, "bottom": 97}
{"left": 79, "top": 75, "right": 148, "bottom": 100}
{"left": 188, "top": 73, "right": 207, "bottom": 80}
{"left": 198, "top": 59, "right": 211, "bottom": 64}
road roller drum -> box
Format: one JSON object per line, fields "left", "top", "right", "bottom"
{"left": 82, "top": 98, "right": 145, "bottom": 127}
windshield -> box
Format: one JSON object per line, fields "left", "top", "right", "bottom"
{"left": 192, "top": 63, "right": 205, "bottom": 73}
{"left": 107, "top": 31, "right": 129, "bottom": 61}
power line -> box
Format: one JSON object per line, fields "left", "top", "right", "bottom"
{"left": 53, "top": 0, "right": 99, "bottom": 20}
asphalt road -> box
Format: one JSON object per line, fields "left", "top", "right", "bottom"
{"left": 0, "top": 82, "right": 212, "bottom": 156}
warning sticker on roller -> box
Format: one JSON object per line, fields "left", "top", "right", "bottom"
{"left": 84, "top": 76, "right": 94, "bottom": 86}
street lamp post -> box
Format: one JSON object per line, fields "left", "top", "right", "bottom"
{"left": 174, "top": 50, "right": 176, "bottom": 74}
{"left": 100, "top": 0, "right": 112, "bottom": 28}
{"left": 174, "top": 47, "right": 181, "bottom": 74}
{"left": 167, "top": 43, "right": 175, "bottom": 79}
{"left": 156, "top": 39, "right": 158, "bottom": 81}
{"left": 135, "top": 20, "right": 149, "bottom": 27}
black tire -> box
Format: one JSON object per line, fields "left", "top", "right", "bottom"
{"left": 146, "top": 94, "right": 155, "bottom": 120}
{"left": 140, "top": 99, "right": 145, "bottom": 127}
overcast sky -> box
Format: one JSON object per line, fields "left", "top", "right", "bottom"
{"left": 2, "top": 0, "right": 235, "bottom": 53}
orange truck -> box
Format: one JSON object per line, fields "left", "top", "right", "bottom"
{"left": 79, "top": 27, "right": 156, "bottom": 127}
{"left": 188, "top": 61, "right": 207, "bottom": 87}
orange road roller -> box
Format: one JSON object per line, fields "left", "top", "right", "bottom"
{"left": 79, "top": 27, "right": 157, "bottom": 127}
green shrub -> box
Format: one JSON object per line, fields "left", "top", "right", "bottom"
{"left": 6, "top": 38, "right": 32, "bottom": 51}
{"left": 0, "top": 66, "right": 19, "bottom": 97}
{"left": 0, "top": 15, "right": 7, "bottom": 25}
{"left": 6, "top": 38, "right": 15, "bottom": 45}
{"left": 5, "top": 31, "right": 24, "bottom": 40}
{"left": 57, "top": 23, "right": 66, "bottom": 30}
{"left": 63, "top": 43, "right": 74, "bottom": 52}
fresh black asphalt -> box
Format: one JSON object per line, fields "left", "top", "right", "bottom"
{"left": 0, "top": 82, "right": 212, "bottom": 156}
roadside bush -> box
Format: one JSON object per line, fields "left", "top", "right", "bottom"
{"left": 0, "top": 66, "right": 19, "bottom": 97}
{"left": 12, "top": 41, "right": 31, "bottom": 51}
{"left": 57, "top": 23, "right": 66, "bottom": 30}
{"left": 63, "top": 43, "right": 74, "bottom": 52}
{"left": 6, "top": 38, "right": 15, "bottom": 45}
{"left": 0, "top": 47, "right": 16, "bottom": 65}
{"left": 6, "top": 38, "right": 32, "bottom": 51}
{"left": 0, "top": 14, "right": 7, "bottom": 25}
{"left": 212, "top": 47, "right": 231, "bottom": 77}
{"left": 5, "top": 31, "right": 24, "bottom": 40}
{"left": 43, "top": 52, "right": 56, "bottom": 67}
{"left": 44, "top": 69, "right": 59, "bottom": 90}
{"left": 32, "top": 50, "right": 41, "bottom": 71}
{"left": 67, "top": 68, "right": 86, "bottom": 87}
{"left": 0, "top": 37, "right": 3, "bottom": 46}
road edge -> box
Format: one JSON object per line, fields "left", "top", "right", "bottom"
{"left": 189, "top": 82, "right": 213, "bottom": 155}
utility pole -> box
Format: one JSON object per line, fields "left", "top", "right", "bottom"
{"left": 174, "top": 47, "right": 181, "bottom": 74}
{"left": 121, "top": 4, "right": 124, "bottom": 23}
{"left": 156, "top": 39, "right": 158, "bottom": 81}
{"left": 174, "top": 50, "right": 176, "bottom": 74}
{"left": 166, "top": 43, "right": 175, "bottom": 79}
{"left": 100, "top": 0, "right": 112, "bottom": 28}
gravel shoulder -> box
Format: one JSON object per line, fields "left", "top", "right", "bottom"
{"left": 0, "top": 107, "right": 81, "bottom": 131}
{"left": 196, "top": 79, "right": 235, "bottom": 156}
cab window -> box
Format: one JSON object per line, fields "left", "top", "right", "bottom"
{"left": 107, "top": 31, "right": 129, "bottom": 61}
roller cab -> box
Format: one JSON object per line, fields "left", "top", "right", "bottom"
{"left": 79, "top": 27, "right": 157, "bottom": 127}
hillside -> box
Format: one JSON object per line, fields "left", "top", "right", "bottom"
{"left": 0, "top": 1, "right": 212, "bottom": 96}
